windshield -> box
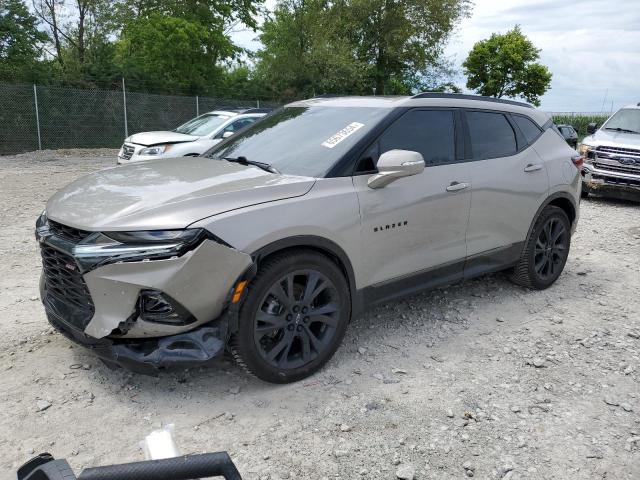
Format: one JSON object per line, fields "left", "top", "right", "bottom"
{"left": 175, "top": 113, "right": 230, "bottom": 136}
{"left": 603, "top": 109, "right": 640, "bottom": 133}
{"left": 206, "top": 106, "right": 390, "bottom": 177}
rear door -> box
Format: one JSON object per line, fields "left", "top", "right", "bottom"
{"left": 463, "top": 110, "right": 549, "bottom": 273}
{"left": 352, "top": 109, "right": 471, "bottom": 290}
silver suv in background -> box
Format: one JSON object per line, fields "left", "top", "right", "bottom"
{"left": 580, "top": 104, "right": 640, "bottom": 200}
{"left": 37, "top": 94, "right": 581, "bottom": 383}
{"left": 117, "top": 108, "right": 270, "bottom": 164}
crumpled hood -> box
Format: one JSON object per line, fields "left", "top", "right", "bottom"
{"left": 126, "top": 131, "right": 198, "bottom": 146}
{"left": 584, "top": 129, "right": 640, "bottom": 150}
{"left": 46, "top": 157, "right": 316, "bottom": 230}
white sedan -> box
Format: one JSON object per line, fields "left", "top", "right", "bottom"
{"left": 117, "top": 108, "right": 270, "bottom": 164}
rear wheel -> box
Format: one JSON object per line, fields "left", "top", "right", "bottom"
{"left": 509, "top": 206, "right": 571, "bottom": 289}
{"left": 230, "top": 250, "right": 350, "bottom": 383}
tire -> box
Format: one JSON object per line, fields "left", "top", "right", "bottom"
{"left": 229, "top": 250, "right": 351, "bottom": 383}
{"left": 509, "top": 206, "right": 571, "bottom": 290}
{"left": 581, "top": 183, "right": 590, "bottom": 198}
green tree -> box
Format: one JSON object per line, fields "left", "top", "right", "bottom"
{"left": 255, "top": 0, "right": 470, "bottom": 99}
{"left": 255, "top": 0, "right": 367, "bottom": 100}
{"left": 114, "top": 14, "right": 230, "bottom": 94}
{"left": 349, "top": 0, "right": 470, "bottom": 94}
{"left": 462, "top": 25, "right": 552, "bottom": 106}
{"left": 113, "top": 0, "right": 265, "bottom": 94}
{"left": 31, "top": 0, "right": 122, "bottom": 87}
{"left": 0, "top": 0, "right": 50, "bottom": 82}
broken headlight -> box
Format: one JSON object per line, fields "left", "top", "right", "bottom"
{"left": 578, "top": 143, "right": 595, "bottom": 162}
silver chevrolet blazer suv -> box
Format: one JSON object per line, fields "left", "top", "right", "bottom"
{"left": 36, "top": 94, "right": 581, "bottom": 383}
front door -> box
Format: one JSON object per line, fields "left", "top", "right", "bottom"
{"left": 352, "top": 109, "right": 472, "bottom": 294}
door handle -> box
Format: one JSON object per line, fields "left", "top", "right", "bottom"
{"left": 524, "top": 163, "right": 543, "bottom": 172}
{"left": 446, "top": 181, "right": 469, "bottom": 192}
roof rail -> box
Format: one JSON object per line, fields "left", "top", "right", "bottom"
{"left": 411, "top": 92, "right": 534, "bottom": 109}
{"left": 311, "top": 94, "right": 350, "bottom": 99}
{"left": 243, "top": 108, "right": 274, "bottom": 114}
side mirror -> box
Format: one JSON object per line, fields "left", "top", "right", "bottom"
{"left": 222, "top": 131, "right": 234, "bottom": 139}
{"left": 367, "top": 149, "right": 425, "bottom": 189}
{"left": 586, "top": 123, "right": 598, "bottom": 135}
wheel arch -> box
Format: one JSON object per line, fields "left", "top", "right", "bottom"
{"left": 250, "top": 236, "right": 362, "bottom": 316}
{"left": 525, "top": 192, "right": 577, "bottom": 245}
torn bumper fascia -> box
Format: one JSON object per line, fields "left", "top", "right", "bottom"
{"left": 80, "top": 239, "right": 252, "bottom": 338}
{"left": 45, "top": 307, "right": 230, "bottom": 375}
{"left": 40, "top": 239, "right": 253, "bottom": 373}
{"left": 582, "top": 164, "right": 640, "bottom": 200}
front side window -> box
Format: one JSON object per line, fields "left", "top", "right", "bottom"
{"left": 216, "top": 118, "right": 257, "bottom": 138}
{"left": 602, "top": 109, "right": 640, "bottom": 134}
{"left": 467, "top": 111, "right": 517, "bottom": 159}
{"left": 207, "top": 107, "right": 390, "bottom": 177}
{"left": 379, "top": 110, "right": 456, "bottom": 167}
{"left": 175, "top": 114, "right": 230, "bottom": 136}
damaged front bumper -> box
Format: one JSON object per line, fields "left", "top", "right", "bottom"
{"left": 45, "top": 303, "right": 229, "bottom": 375}
{"left": 582, "top": 162, "right": 640, "bottom": 201}
{"left": 36, "top": 218, "right": 253, "bottom": 374}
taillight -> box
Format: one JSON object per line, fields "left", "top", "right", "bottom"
{"left": 572, "top": 154, "right": 584, "bottom": 170}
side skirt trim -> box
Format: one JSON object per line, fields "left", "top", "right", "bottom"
{"left": 463, "top": 242, "right": 524, "bottom": 279}
{"left": 359, "top": 242, "right": 524, "bottom": 310}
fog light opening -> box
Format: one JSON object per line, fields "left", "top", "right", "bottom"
{"left": 138, "top": 290, "right": 196, "bottom": 326}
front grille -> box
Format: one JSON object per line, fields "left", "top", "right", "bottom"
{"left": 48, "top": 220, "right": 90, "bottom": 243}
{"left": 120, "top": 143, "right": 135, "bottom": 160}
{"left": 40, "top": 245, "right": 94, "bottom": 329}
{"left": 597, "top": 145, "right": 640, "bottom": 157}
{"left": 594, "top": 162, "right": 640, "bottom": 176}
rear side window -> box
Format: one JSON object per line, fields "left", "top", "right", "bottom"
{"left": 513, "top": 115, "right": 543, "bottom": 144}
{"left": 379, "top": 110, "right": 455, "bottom": 167}
{"left": 466, "top": 111, "right": 517, "bottom": 159}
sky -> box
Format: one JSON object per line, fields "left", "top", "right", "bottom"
{"left": 232, "top": 0, "right": 640, "bottom": 113}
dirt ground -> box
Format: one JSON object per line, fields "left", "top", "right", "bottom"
{"left": 1, "top": 149, "right": 639, "bottom": 479}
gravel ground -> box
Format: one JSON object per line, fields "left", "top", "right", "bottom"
{"left": 1, "top": 149, "right": 639, "bottom": 479}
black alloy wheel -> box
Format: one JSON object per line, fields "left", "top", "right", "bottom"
{"left": 533, "top": 217, "right": 568, "bottom": 281}
{"left": 254, "top": 269, "right": 340, "bottom": 369}
{"left": 230, "top": 250, "right": 350, "bottom": 383}
{"left": 510, "top": 205, "right": 571, "bottom": 289}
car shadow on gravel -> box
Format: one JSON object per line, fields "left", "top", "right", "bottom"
{"left": 78, "top": 271, "right": 530, "bottom": 396}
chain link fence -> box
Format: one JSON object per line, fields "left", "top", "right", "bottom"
{"left": 0, "top": 82, "right": 281, "bottom": 155}
{"left": 2, "top": 82, "right": 615, "bottom": 156}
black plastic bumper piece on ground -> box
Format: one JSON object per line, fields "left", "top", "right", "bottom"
{"left": 45, "top": 306, "right": 228, "bottom": 375}
{"left": 17, "top": 452, "right": 242, "bottom": 480}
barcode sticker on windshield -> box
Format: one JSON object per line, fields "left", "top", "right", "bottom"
{"left": 321, "top": 122, "right": 365, "bottom": 148}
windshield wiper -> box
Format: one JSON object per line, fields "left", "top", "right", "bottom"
{"left": 605, "top": 127, "right": 639, "bottom": 134}
{"left": 222, "top": 156, "right": 280, "bottom": 174}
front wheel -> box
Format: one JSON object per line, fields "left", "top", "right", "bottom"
{"left": 230, "top": 250, "right": 351, "bottom": 383}
{"left": 509, "top": 206, "right": 571, "bottom": 289}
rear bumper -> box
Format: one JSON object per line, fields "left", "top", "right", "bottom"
{"left": 44, "top": 296, "right": 229, "bottom": 375}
